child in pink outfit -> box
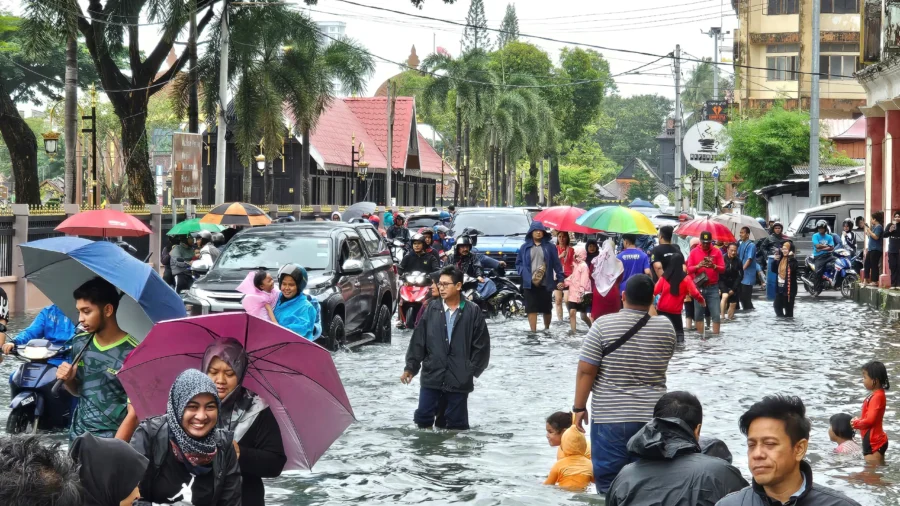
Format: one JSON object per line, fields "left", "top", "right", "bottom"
{"left": 562, "top": 246, "right": 592, "bottom": 332}
{"left": 829, "top": 413, "right": 863, "bottom": 457}
{"left": 236, "top": 270, "right": 279, "bottom": 321}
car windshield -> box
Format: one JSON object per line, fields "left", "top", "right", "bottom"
{"left": 407, "top": 216, "right": 440, "bottom": 231}
{"left": 452, "top": 211, "right": 530, "bottom": 237}
{"left": 632, "top": 207, "right": 661, "bottom": 218}
{"left": 215, "top": 235, "right": 332, "bottom": 270}
{"left": 787, "top": 212, "right": 806, "bottom": 235}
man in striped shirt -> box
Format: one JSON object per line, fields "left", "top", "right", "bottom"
{"left": 572, "top": 274, "right": 676, "bottom": 494}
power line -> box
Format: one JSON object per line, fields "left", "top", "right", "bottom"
{"left": 330, "top": 0, "right": 855, "bottom": 79}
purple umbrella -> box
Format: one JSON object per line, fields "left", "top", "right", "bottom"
{"left": 118, "top": 313, "right": 354, "bottom": 470}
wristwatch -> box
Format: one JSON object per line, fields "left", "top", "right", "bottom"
{"left": 572, "top": 406, "right": 587, "bottom": 413}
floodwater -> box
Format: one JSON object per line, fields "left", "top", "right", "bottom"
{"left": 1, "top": 293, "right": 898, "bottom": 505}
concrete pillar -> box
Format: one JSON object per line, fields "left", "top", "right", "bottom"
{"left": 12, "top": 205, "right": 28, "bottom": 314}
{"left": 267, "top": 204, "right": 278, "bottom": 221}
{"left": 149, "top": 205, "right": 162, "bottom": 270}
{"left": 108, "top": 203, "right": 124, "bottom": 212}
{"left": 882, "top": 107, "right": 900, "bottom": 286}
{"left": 865, "top": 114, "right": 886, "bottom": 222}
{"left": 291, "top": 205, "right": 302, "bottom": 221}
{"left": 63, "top": 204, "right": 79, "bottom": 218}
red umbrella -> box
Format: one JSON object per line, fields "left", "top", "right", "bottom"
{"left": 532, "top": 206, "right": 597, "bottom": 234}
{"left": 675, "top": 217, "right": 736, "bottom": 243}
{"left": 56, "top": 209, "right": 151, "bottom": 238}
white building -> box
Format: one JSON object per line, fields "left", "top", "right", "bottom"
{"left": 316, "top": 21, "right": 348, "bottom": 96}
{"left": 756, "top": 164, "right": 865, "bottom": 222}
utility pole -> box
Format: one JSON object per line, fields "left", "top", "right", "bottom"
{"left": 214, "top": 2, "right": 229, "bottom": 204}
{"left": 386, "top": 80, "right": 395, "bottom": 207}
{"left": 809, "top": 0, "right": 821, "bottom": 209}
{"left": 188, "top": 0, "right": 199, "bottom": 134}
{"left": 674, "top": 45, "right": 683, "bottom": 213}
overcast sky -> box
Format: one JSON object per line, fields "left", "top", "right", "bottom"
{"left": 2, "top": 0, "right": 739, "bottom": 101}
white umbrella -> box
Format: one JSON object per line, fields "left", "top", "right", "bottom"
{"left": 710, "top": 214, "right": 767, "bottom": 240}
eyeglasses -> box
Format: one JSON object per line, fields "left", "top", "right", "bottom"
{"left": 437, "top": 282, "right": 458, "bottom": 288}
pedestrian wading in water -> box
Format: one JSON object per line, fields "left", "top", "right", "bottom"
{"left": 852, "top": 361, "right": 889, "bottom": 465}
{"left": 771, "top": 240, "right": 798, "bottom": 318}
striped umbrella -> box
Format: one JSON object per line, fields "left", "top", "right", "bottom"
{"left": 199, "top": 202, "right": 272, "bottom": 227}
{"left": 575, "top": 206, "right": 657, "bottom": 235}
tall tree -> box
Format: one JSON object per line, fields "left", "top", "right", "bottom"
{"left": 595, "top": 94, "right": 672, "bottom": 166}
{"left": 682, "top": 58, "right": 733, "bottom": 127}
{"left": 497, "top": 3, "right": 519, "bottom": 48}
{"left": 461, "top": 0, "right": 491, "bottom": 52}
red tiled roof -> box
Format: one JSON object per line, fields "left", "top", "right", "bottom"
{"left": 417, "top": 132, "right": 452, "bottom": 175}
{"left": 309, "top": 100, "right": 386, "bottom": 169}
{"left": 344, "top": 97, "right": 414, "bottom": 170}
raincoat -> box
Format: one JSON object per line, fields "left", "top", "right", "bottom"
{"left": 563, "top": 247, "right": 591, "bottom": 304}
{"left": 545, "top": 425, "right": 593, "bottom": 491}
{"left": 516, "top": 221, "right": 565, "bottom": 291}
{"left": 273, "top": 293, "right": 322, "bottom": 341}
{"left": 11, "top": 304, "right": 76, "bottom": 348}
{"left": 606, "top": 417, "right": 747, "bottom": 506}
{"left": 236, "top": 272, "right": 280, "bottom": 321}
{"left": 716, "top": 460, "right": 861, "bottom": 506}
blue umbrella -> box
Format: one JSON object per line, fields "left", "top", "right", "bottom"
{"left": 628, "top": 198, "right": 656, "bottom": 208}
{"left": 20, "top": 237, "right": 186, "bottom": 341}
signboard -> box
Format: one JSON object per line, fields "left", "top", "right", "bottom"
{"left": 171, "top": 132, "right": 203, "bottom": 199}
{"left": 683, "top": 121, "right": 728, "bottom": 173}
{"left": 712, "top": 167, "right": 720, "bottom": 179}
{"left": 704, "top": 100, "right": 729, "bottom": 123}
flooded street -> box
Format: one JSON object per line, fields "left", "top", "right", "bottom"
{"left": 1, "top": 293, "right": 898, "bottom": 505}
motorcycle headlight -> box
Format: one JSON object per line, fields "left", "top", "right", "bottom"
{"left": 413, "top": 275, "right": 426, "bottom": 285}
{"left": 21, "top": 347, "right": 53, "bottom": 361}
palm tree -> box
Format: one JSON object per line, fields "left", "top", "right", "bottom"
{"left": 183, "top": 6, "right": 373, "bottom": 203}
{"left": 422, "top": 49, "right": 494, "bottom": 206}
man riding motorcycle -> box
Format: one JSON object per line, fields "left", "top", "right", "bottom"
{"left": 435, "top": 225, "right": 454, "bottom": 252}
{"left": 388, "top": 213, "right": 411, "bottom": 243}
{"left": 448, "top": 236, "right": 498, "bottom": 300}
{"left": 399, "top": 233, "right": 439, "bottom": 275}
{"left": 812, "top": 220, "right": 836, "bottom": 291}
{"left": 418, "top": 227, "right": 444, "bottom": 262}
{"left": 191, "top": 230, "right": 220, "bottom": 272}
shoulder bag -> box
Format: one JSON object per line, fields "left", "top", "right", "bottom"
{"left": 602, "top": 313, "right": 651, "bottom": 357}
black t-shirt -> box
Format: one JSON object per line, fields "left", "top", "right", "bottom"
{"left": 651, "top": 244, "right": 680, "bottom": 271}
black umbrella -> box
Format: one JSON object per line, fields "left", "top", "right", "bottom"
{"left": 342, "top": 201, "right": 377, "bottom": 222}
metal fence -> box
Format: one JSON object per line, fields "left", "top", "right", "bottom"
{"left": 0, "top": 216, "right": 14, "bottom": 277}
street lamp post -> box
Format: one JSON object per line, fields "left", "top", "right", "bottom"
{"left": 351, "top": 134, "right": 369, "bottom": 203}
{"left": 42, "top": 87, "right": 96, "bottom": 205}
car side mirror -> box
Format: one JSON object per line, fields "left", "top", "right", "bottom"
{"left": 341, "top": 258, "right": 364, "bottom": 274}
{"left": 193, "top": 266, "right": 209, "bottom": 276}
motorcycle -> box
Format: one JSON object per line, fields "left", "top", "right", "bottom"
{"left": 801, "top": 247, "right": 859, "bottom": 298}
{"left": 7, "top": 339, "right": 75, "bottom": 434}
{"left": 462, "top": 270, "right": 526, "bottom": 319}
{"left": 398, "top": 271, "right": 432, "bottom": 329}
{"left": 390, "top": 239, "right": 407, "bottom": 265}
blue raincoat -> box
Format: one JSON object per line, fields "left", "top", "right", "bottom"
{"left": 273, "top": 293, "right": 323, "bottom": 341}
{"left": 8, "top": 305, "right": 76, "bottom": 371}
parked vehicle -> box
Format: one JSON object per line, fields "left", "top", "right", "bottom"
{"left": 182, "top": 221, "right": 398, "bottom": 350}
{"left": 461, "top": 269, "right": 526, "bottom": 319}
{"left": 785, "top": 201, "right": 865, "bottom": 260}
{"left": 7, "top": 339, "right": 74, "bottom": 434}
{"left": 397, "top": 271, "right": 432, "bottom": 329}
{"left": 800, "top": 247, "right": 859, "bottom": 298}
{"left": 450, "top": 208, "right": 532, "bottom": 284}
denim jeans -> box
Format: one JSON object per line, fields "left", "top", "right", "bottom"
{"left": 693, "top": 285, "right": 721, "bottom": 323}
{"left": 590, "top": 421, "right": 646, "bottom": 494}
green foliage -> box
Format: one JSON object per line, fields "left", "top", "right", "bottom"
{"left": 595, "top": 94, "right": 672, "bottom": 166}
{"left": 555, "top": 48, "right": 611, "bottom": 143}
{"left": 558, "top": 165, "right": 601, "bottom": 206}
{"left": 462, "top": 0, "right": 491, "bottom": 52}
{"left": 497, "top": 3, "right": 519, "bottom": 48}
{"left": 626, "top": 167, "right": 658, "bottom": 201}
{"left": 682, "top": 59, "right": 733, "bottom": 126}
{"left": 725, "top": 107, "right": 812, "bottom": 197}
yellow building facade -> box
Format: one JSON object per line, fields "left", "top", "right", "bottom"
{"left": 733, "top": 0, "right": 867, "bottom": 118}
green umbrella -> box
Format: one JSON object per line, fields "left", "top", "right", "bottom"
{"left": 575, "top": 206, "right": 658, "bottom": 235}
{"left": 166, "top": 218, "right": 226, "bottom": 236}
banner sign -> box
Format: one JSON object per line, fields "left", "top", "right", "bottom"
{"left": 171, "top": 133, "right": 203, "bottom": 199}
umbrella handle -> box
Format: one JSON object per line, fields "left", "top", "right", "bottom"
{"left": 52, "top": 341, "right": 89, "bottom": 398}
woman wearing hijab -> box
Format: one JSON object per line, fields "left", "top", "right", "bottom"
{"left": 203, "top": 339, "right": 286, "bottom": 506}
{"left": 273, "top": 263, "right": 322, "bottom": 340}
{"left": 71, "top": 433, "right": 148, "bottom": 506}
{"left": 131, "top": 369, "right": 241, "bottom": 506}
{"left": 590, "top": 238, "right": 624, "bottom": 319}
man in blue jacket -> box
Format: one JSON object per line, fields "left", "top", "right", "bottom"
{"left": 2, "top": 305, "right": 77, "bottom": 366}
{"left": 516, "top": 221, "right": 565, "bottom": 332}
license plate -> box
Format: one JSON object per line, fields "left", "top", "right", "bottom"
{"left": 20, "top": 396, "right": 34, "bottom": 406}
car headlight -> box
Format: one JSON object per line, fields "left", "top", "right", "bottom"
{"left": 304, "top": 284, "right": 333, "bottom": 297}
{"left": 190, "top": 287, "right": 213, "bottom": 300}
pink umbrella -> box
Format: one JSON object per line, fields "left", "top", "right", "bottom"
{"left": 118, "top": 313, "right": 354, "bottom": 470}
{"left": 56, "top": 209, "right": 151, "bottom": 237}
{"left": 531, "top": 206, "right": 597, "bottom": 234}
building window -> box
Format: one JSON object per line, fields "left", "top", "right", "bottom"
{"left": 820, "top": 54, "right": 858, "bottom": 79}
{"left": 820, "top": 42, "right": 860, "bottom": 52}
{"left": 766, "top": 43, "right": 801, "bottom": 53}
{"left": 821, "top": 194, "right": 841, "bottom": 205}
{"left": 821, "top": 0, "right": 859, "bottom": 13}
{"left": 768, "top": 0, "right": 799, "bottom": 14}
{"left": 766, "top": 55, "right": 800, "bottom": 81}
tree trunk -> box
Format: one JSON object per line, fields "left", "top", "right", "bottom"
{"left": 64, "top": 34, "right": 78, "bottom": 204}
{"left": 0, "top": 88, "right": 41, "bottom": 205}
{"left": 489, "top": 143, "right": 496, "bottom": 207}
{"left": 301, "top": 127, "right": 311, "bottom": 206}
{"left": 455, "top": 104, "right": 462, "bottom": 207}
{"left": 549, "top": 153, "right": 561, "bottom": 206}
{"left": 464, "top": 123, "right": 471, "bottom": 206}
{"left": 525, "top": 159, "right": 538, "bottom": 205}
{"left": 264, "top": 161, "right": 274, "bottom": 204}
{"left": 118, "top": 102, "right": 156, "bottom": 204}
{"left": 500, "top": 151, "right": 507, "bottom": 206}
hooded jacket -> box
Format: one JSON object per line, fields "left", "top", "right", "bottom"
{"left": 563, "top": 247, "right": 591, "bottom": 303}
{"left": 404, "top": 298, "right": 490, "bottom": 393}
{"left": 715, "top": 460, "right": 861, "bottom": 506}
{"left": 131, "top": 416, "right": 241, "bottom": 506}
{"left": 515, "top": 221, "right": 565, "bottom": 291}
{"left": 606, "top": 418, "right": 747, "bottom": 506}
{"left": 274, "top": 293, "right": 322, "bottom": 341}
{"left": 12, "top": 304, "right": 76, "bottom": 348}
{"left": 545, "top": 425, "right": 593, "bottom": 491}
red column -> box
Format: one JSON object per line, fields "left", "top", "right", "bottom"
{"left": 885, "top": 111, "right": 900, "bottom": 286}
{"left": 869, "top": 116, "right": 885, "bottom": 213}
